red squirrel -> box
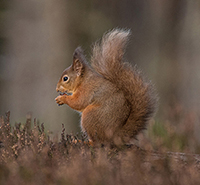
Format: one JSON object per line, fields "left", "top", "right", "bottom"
{"left": 55, "top": 29, "right": 157, "bottom": 144}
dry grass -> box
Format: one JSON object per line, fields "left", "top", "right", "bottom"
{"left": 0, "top": 111, "right": 200, "bottom": 185}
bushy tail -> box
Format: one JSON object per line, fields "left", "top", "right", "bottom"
{"left": 91, "top": 29, "right": 157, "bottom": 138}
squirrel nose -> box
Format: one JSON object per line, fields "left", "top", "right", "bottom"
{"left": 56, "top": 85, "right": 59, "bottom": 92}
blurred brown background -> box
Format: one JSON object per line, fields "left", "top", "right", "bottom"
{"left": 0, "top": 0, "right": 200, "bottom": 138}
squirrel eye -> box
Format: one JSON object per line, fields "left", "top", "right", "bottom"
{"left": 63, "top": 76, "right": 69, "bottom": 82}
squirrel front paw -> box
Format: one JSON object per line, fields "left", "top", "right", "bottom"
{"left": 55, "top": 95, "right": 66, "bottom": 106}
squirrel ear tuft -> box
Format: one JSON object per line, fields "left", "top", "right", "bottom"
{"left": 73, "top": 59, "right": 84, "bottom": 76}
{"left": 72, "top": 47, "right": 86, "bottom": 76}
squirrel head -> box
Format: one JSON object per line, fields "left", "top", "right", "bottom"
{"left": 56, "top": 47, "right": 87, "bottom": 95}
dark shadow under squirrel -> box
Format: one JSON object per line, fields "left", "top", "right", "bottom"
{"left": 55, "top": 29, "right": 158, "bottom": 145}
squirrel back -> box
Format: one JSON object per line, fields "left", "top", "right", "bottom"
{"left": 55, "top": 29, "right": 157, "bottom": 144}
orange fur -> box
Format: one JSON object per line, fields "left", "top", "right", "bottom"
{"left": 55, "top": 29, "right": 158, "bottom": 144}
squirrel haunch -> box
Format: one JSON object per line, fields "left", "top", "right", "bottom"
{"left": 55, "top": 29, "right": 158, "bottom": 144}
